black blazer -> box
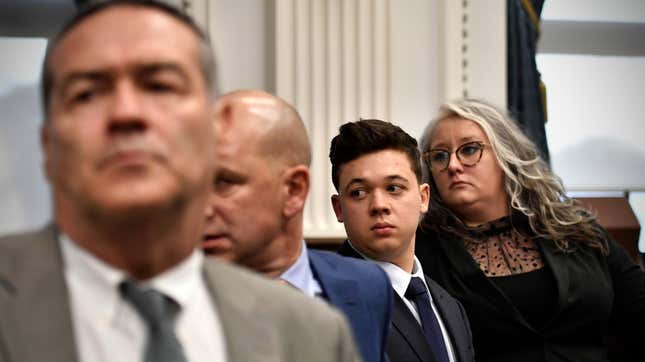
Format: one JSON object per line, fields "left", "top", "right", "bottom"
{"left": 416, "top": 225, "right": 645, "bottom": 362}
{"left": 338, "top": 242, "right": 474, "bottom": 362}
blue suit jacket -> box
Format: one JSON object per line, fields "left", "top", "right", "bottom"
{"left": 308, "top": 249, "right": 393, "bottom": 362}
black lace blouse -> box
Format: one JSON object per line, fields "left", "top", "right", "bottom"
{"left": 463, "top": 216, "right": 557, "bottom": 329}
{"left": 463, "top": 215, "right": 544, "bottom": 277}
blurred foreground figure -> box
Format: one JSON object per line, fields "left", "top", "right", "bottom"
{"left": 204, "top": 90, "right": 391, "bottom": 362}
{"left": 0, "top": 2, "right": 360, "bottom": 362}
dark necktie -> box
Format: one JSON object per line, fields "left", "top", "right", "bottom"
{"left": 405, "top": 276, "right": 450, "bottom": 362}
{"left": 120, "top": 280, "right": 187, "bottom": 362}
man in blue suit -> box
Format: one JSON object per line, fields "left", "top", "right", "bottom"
{"left": 203, "top": 90, "right": 392, "bottom": 362}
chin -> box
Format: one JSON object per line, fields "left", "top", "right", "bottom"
{"left": 445, "top": 195, "right": 478, "bottom": 210}
{"left": 359, "top": 237, "right": 404, "bottom": 258}
{"left": 90, "top": 185, "right": 185, "bottom": 222}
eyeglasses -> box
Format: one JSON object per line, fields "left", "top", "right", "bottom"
{"left": 423, "top": 141, "right": 486, "bottom": 172}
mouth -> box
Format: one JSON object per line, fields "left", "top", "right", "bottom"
{"left": 99, "top": 149, "right": 157, "bottom": 170}
{"left": 371, "top": 222, "right": 395, "bottom": 235}
{"left": 449, "top": 180, "right": 469, "bottom": 189}
{"left": 99, "top": 139, "right": 165, "bottom": 170}
{"left": 202, "top": 233, "right": 232, "bottom": 255}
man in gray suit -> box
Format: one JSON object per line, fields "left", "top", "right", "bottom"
{"left": 0, "top": 1, "right": 360, "bottom": 362}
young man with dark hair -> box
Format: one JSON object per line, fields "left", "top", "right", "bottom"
{"left": 330, "top": 119, "right": 474, "bottom": 362}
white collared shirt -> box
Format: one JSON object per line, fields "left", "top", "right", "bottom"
{"left": 60, "top": 235, "right": 227, "bottom": 362}
{"left": 348, "top": 241, "right": 456, "bottom": 362}
{"left": 278, "top": 240, "right": 322, "bottom": 297}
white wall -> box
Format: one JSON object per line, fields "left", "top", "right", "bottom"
{"left": 538, "top": 0, "right": 645, "bottom": 250}
{"left": 0, "top": 37, "right": 50, "bottom": 235}
{"left": 0, "top": 0, "right": 509, "bottom": 237}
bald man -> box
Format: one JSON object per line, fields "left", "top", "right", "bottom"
{"left": 203, "top": 90, "right": 393, "bottom": 362}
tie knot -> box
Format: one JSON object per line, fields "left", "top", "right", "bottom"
{"left": 119, "top": 279, "right": 179, "bottom": 329}
{"left": 405, "top": 276, "right": 427, "bottom": 299}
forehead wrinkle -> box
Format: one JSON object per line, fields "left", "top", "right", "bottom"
{"left": 50, "top": 6, "right": 202, "bottom": 86}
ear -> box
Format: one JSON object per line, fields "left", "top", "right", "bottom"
{"left": 283, "top": 165, "right": 310, "bottom": 218}
{"left": 419, "top": 182, "right": 430, "bottom": 214}
{"left": 331, "top": 194, "right": 343, "bottom": 223}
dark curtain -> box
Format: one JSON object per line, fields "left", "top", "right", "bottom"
{"left": 507, "top": 0, "right": 550, "bottom": 163}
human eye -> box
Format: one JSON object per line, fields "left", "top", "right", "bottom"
{"left": 71, "top": 88, "right": 96, "bottom": 103}
{"left": 429, "top": 150, "right": 450, "bottom": 163}
{"left": 386, "top": 184, "right": 406, "bottom": 194}
{"left": 144, "top": 77, "right": 181, "bottom": 94}
{"left": 213, "top": 172, "right": 243, "bottom": 194}
{"left": 65, "top": 82, "right": 100, "bottom": 106}
{"left": 348, "top": 188, "right": 367, "bottom": 200}
{"left": 459, "top": 142, "right": 482, "bottom": 157}
{"left": 142, "top": 67, "right": 187, "bottom": 94}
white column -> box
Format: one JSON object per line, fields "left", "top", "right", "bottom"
{"left": 275, "top": 0, "right": 392, "bottom": 238}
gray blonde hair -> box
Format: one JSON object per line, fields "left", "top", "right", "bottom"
{"left": 420, "top": 98, "right": 607, "bottom": 254}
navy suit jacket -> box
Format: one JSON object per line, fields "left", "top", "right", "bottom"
{"left": 308, "top": 249, "right": 393, "bottom": 362}
{"left": 337, "top": 242, "right": 474, "bottom": 362}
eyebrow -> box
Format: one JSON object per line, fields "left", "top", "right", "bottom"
{"left": 342, "top": 175, "right": 410, "bottom": 193}
{"left": 57, "top": 71, "right": 109, "bottom": 95}
{"left": 57, "top": 62, "right": 190, "bottom": 94}
{"left": 137, "top": 63, "right": 190, "bottom": 82}
{"left": 431, "top": 136, "right": 481, "bottom": 149}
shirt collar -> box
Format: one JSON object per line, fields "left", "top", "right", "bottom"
{"left": 60, "top": 233, "right": 204, "bottom": 317}
{"left": 346, "top": 240, "right": 432, "bottom": 302}
{"left": 278, "top": 240, "right": 322, "bottom": 297}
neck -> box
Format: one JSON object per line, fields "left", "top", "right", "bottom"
{"left": 393, "top": 236, "right": 416, "bottom": 274}
{"left": 456, "top": 198, "right": 510, "bottom": 227}
{"left": 356, "top": 234, "right": 416, "bottom": 274}
{"left": 242, "top": 219, "right": 304, "bottom": 279}
{"left": 247, "top": 235, "right": 303, "bottom": 279}
{"left": 56, "top": 198, "right": 204, "bottom": 280}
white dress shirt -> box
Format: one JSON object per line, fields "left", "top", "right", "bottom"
{"left": 278, "top": 240, "right": 322, "bottom": 297}
{"left": 60, "top": 235, "right": 227, "bottom": 362}
{"left": 347, "top": 241, "right": 456, "bottom": 362}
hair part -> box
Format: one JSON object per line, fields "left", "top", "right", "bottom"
{"left": 329, "top": 119, "right": 422, "bottom": 191}
{"left": 420, "top": 98, "right": 607, "bottom": 254}
{"left": 40, "top": 0, "right": 217, "bottom": 120}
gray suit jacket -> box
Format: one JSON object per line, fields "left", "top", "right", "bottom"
{"left": 0, "top": 225, "right": 360, "bottom": 362}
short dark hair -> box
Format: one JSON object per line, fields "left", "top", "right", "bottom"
{"left": 40, "top": 0, "right": 217, "bottom": 119}
{"left": 329, "top": 119, "right": 423, "bottom": 191}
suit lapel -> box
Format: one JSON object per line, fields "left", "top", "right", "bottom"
{"left": 308, "top": 250, "right": 360, "bottom": 313}
{"left": 339, "top": 241, "right": 436, "bottom": 361}
{"left": 0, "top": 225, "right": 78, "bottom": 362}
{"left": 391, "top": 293, "right": 436, "bottom": 362}
{"left": 538, "top": 238, "right": 570, "bottom": 321}
{"left": 202, "top": 260, "right": 281, "bottom": 362}
{"left": 425, "top": 276, "right": 468, "bottom": 362}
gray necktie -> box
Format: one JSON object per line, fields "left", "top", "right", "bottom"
{"left": 120, "top": 280, "right": 187, "bottom": 362}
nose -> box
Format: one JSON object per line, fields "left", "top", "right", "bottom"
{"left": 204, "top": 203, "right": 215, "bottom": 221}
{"left": 445, "top": 151, "right": 464, "bottom": 173}
{"left": 369, "top": 190, "right": 391, "bottom": 216}
{"left": 107, "top": 80, "right": 147, "bottom": 135}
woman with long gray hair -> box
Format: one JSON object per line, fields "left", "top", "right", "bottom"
{"left": 415, "top": 98, "right": 645, "bottom": 362}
